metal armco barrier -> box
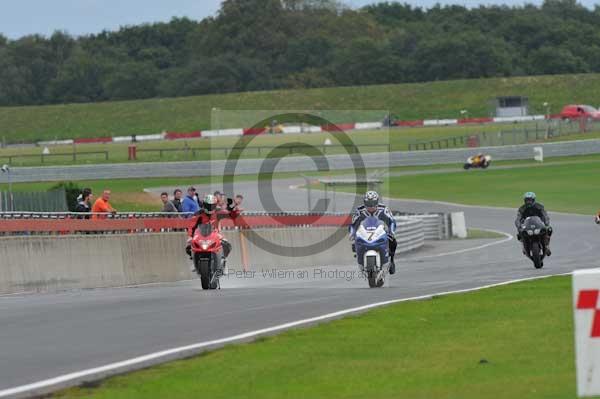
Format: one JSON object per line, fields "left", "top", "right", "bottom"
{"left": 395, "top": 217, "right": 425, "bottom": 252}
{"left": 0, "top": 223, "right": 426, "bottom": 295}
{"left": 395, "top": 213, "right": 450, "bottom": 240}
{"left": 0, "top": 212, "right": 435, "bottom": 294}
{"left": 0, "top": 211, "right": 449, "bottom": 250}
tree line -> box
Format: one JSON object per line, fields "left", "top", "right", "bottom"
{"left": 0, "top": 0, "right": 599, "bottom": 107}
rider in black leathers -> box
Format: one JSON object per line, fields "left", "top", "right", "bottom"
{"left": 515, "top": 192, "right": 552, "bottom": 256}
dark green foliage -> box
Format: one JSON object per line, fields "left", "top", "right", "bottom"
{"left": 50, "top": 181, "right": 82, "bottom": 211}
{"left": 1, "top": 0, "right": 600, "bottom": 106}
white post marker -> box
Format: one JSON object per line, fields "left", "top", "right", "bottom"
{"left": 450, "top": 212, "right": 467, "bottom": 238}
{"left": 533, "top": 146, "right": 543, "bottom": 162}
{"left": 573, "top": 268, "right": 600, "bottom": 397}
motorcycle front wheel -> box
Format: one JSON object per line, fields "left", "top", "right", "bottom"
{"left": 367, "top": 270, "right": 385, "bottom": 288}
{"left": 530, "top": 241, "right": 544, "bottom": 269}
{"left": 196, "top": 254, "right": 219, "bottom": 289}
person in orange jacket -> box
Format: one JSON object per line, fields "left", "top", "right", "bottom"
{"left": 91, "top": 190, "right": 116, "bottom": 219}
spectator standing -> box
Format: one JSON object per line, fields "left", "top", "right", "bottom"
{"left": 92, "top": 190, "right": 116, "bottom": 219}
{"left": 172, "top": 189, "right": 183, "bottom": 212}
{"left": 382, "top": 113, "right": 391, "bottom": 127}
{"left": 182, "top": 186, "right": 200, "bottom": 216}
{"left": 232, "top": 194, "right": 244, "bottom": 213}
{"left": 74, "top": 188, "right": 93, "bottom": 219}
{"left": 214, "top": 190, "right": 226, "bottom": 211}
{"left": 161, "top": 192, "right": 177, "bottom": 213}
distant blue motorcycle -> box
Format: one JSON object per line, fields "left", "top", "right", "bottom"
{"left": 354, "top": 216, "right": 390, "bottom": 288}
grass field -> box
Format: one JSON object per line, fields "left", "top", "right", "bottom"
{"left": 382, "top": 159, "right": 600, "bottom": 215}
{"left": 53, "top": 276, "right": 579, "bottom": 399}
{"left": 0, "top": 120, "right": 579, "bottom": 167}
{"left": 302, "top": 153, "right": 600, "bottom": 215}
{"left": 3, "top": 153, "right": 600, "bottom": 212}
{"left": 2, "top": 73, "right": 600, "bottom": 143}
{"left": 1, "top": 121, "right": 599, "bottom": 167}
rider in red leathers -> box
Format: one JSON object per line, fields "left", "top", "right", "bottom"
{"left": 186, "top": 194, "right": 240, "bottom": 260}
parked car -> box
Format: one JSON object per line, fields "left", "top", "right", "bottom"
{"left": 559, "top": 104, "right": 600, "bottom": 121}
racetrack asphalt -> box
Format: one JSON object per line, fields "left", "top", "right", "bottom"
{"left": 1, "top": 178, "right": 598, "bottom": 397}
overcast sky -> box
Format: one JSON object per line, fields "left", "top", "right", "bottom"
{"left": 1, "top": 0, "right": 597, "bottom": 39}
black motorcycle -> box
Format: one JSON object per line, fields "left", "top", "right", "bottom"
{"left": 518, "top": 216, "right": 548, "bottom": 269}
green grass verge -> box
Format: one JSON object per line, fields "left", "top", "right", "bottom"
{"left": 382, "top": 159, "right": 600, "bottom": 215}
{"left": 2, "top": 73, "right": 600, "bottom": 143}
{"left": 54, "top": 276, "right": 580, "bottom": 399}
{"left": 2, "top": 120, "right": 591, "bottom": 167}
{"left": 3, "top": 153, "right": 600, "bottom": 212}
{"left": 301, "top": 153, "right": 600, "bottom": 215}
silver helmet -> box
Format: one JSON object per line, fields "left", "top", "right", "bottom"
{"left": 364, "top": 191, "right": 379, "bottom": 208}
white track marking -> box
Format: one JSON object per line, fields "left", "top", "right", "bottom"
{"left": 0, "top": 272, "right": 570, "bottom": 398}
{"left": 0, "top": 291, "right": 37, "bottom": 298}
{"left": 404, "top": 229, "right": 513, "bottom": 260}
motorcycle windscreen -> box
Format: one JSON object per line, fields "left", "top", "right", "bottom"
{"left": 524, "top": 216, "right": 545, "bottom": 229}
{"left": 198, "top": 223, "right": 213, "bottom": 237}
{"left": 361, "top": 216, "right": 384, "bottom": 231}
{"left": 356, "top": 216, "right": 388, "bottom": 266}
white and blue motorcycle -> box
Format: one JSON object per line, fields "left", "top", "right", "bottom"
{"left": 354, "top": 216, "right": 390, "bottom": 288}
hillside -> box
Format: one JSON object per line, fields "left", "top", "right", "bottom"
{"left": 3, "top": 1, "right": 600, "bottom": 110}
{"left": 1, "top": 73, "right": 600, "bottom": 143}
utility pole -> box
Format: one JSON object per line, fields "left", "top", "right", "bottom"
{"left": 1, "top": 165, "right": 13, "bottom": 211}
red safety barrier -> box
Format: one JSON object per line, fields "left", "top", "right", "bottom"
{"left": 0, "top": 215, "right": 351, "bottom": 234}
{"left": 321, "top": 123, "right": 356, "bottom": 132}
{"left": 73, "top": 137, "right": 113, "bottom": 144}
{"left": 226, "top": 214, "right": 351, "bottom": 229}
{"left": 458, "top": 117, "right": 494, "bottom": 124}
{"left": 394, "top": 120, "right": 424, "bottom": 127}
{"left": 243, "top": 127, "right": 267, "bottom": 135}
{"left": 164, "top": 131, "right": 202, "bottom": 140}
{"left": 467, "top": 135, "right": 480, "bottom": 147}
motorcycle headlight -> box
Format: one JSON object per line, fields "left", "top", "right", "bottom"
{"left": 534, "top": 229, "right": 541, "bottom": 235}
{"left": 527, "top": 230, "right": 534, "bottom": 236}
{"left": 200, "top": 240, "right": 213, "bottom": 250}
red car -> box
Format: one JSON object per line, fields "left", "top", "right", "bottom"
{"left": 560, "top": 104, "right": 600, "bottom": 121}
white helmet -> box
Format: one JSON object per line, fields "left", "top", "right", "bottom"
{"left": 364, "top": 191, "right": 379, "bottom": 208}
{"left": 203, "top": 194, "right": 217, "bottom": 214}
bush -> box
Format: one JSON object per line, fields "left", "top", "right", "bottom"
{"left": 50, "top": 181, "right": 82, "bottom": 211}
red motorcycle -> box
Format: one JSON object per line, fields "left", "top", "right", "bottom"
{"left": 191, "top": 223, "right": 225, "bottom": 289}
